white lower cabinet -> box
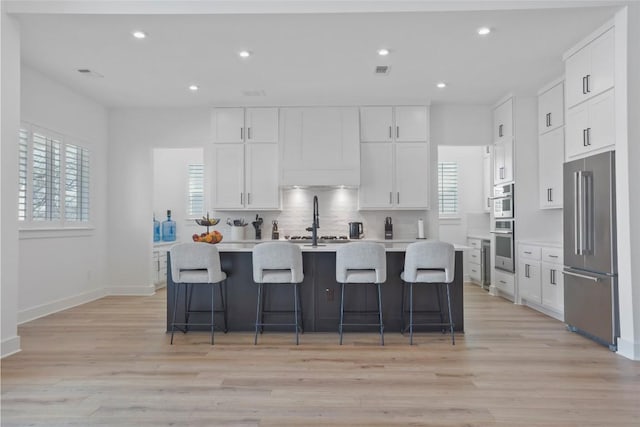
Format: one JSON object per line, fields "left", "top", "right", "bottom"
{"left": 152, "top": 247, "right": 168, "bottom": 287}
{"left": 493, "top": 269, "right": 515, "bottom": 297}
{"left": 517, "top": 242, "right": 564, "bottom": 320}
{"left": 467, "top": 238, "right": 483, "bottom": 285}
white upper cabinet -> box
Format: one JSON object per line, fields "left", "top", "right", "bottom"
{"left": 538, "top": 127, "right": 564, "bottom": 209}
{"left": 395, "top": 142, "right": 429, "bottom": 208}
{"left": 212, "top": 107, "right": 278, "bottom": 143}
{"left": 538, "top": 81, "right": 564, "bottom": 134}
{"left": 360, "top": 106, "right": 428, "bottom": 142}
{"left": 280, "top": 107, "right": 360, "bottom": 186}
{"left": 212, "top": 143, "right": 280, "bottom": 210}
{"left": 565, "top": 89, "right": 615, "bottom": 160}
{"left": 483, "top": 146, "right": 492, "bottom": 212}
{"left": 358, "top": 105, "right": 430, "bottom": 210}
{"left": 360, "top": 106, "right": 393, "bottom": 141}
{"left": 395, "top": 106, "right": 429, "bottom": 141}
{"left": 493, "top": 98, "right": 513, "bottom": 142}
{"left": 565, "top": 27, "right": 614, "bottom": 109}
{"left": 493, "top": 138, "right": 513, "bottom": 185}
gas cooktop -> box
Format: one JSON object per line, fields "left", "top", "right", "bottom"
{"left": 288, "top": 235, "right": 350, "bottom": 243}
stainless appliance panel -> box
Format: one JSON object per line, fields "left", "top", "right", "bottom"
{"left": 563, "top": 268, "right": 618, "bottom": 348}
{"left": 492, "top": 220, "right": 514, "bottom": 273}
{"left": 563, "top": 151, "right": 616, "bottom": 274}
{"left": 481, "top": 240, "right": 491, "bottom": 290}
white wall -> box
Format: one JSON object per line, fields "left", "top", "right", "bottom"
{"left": 108, "top": 109, "right": 211, "bottom": 294}
{"left": 428, "top": 105, "right": 493, "bottom": 240}
{"left": 17, "top": 65, "right": 109, "bottom": 323}
{"left": 1, "top": 8, "right": 22, "bottom": 357}
{"left": 437, "top": 145, "right": 487, "bottom": 246}
{"left": 153, "top": 148, "right": 204, "bottom": 243}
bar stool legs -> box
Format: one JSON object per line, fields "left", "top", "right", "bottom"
{"left": 446, "top": 282, "right": 455, "bottom": 345}
{"left": 338, "top": 282, "right": 385, "bottom": 346}
{"left": 254, "top": 283, "right": 303, "bottom": 345}
{"left": 402, "top": 281, "right": 455, "bottom": 346}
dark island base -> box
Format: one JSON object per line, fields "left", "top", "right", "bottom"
{"left": 166, "top": 250, "right": 464, "bottom": 334}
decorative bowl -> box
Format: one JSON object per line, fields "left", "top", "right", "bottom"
{"left": 195, "top": 218, "right": 220, "bottom": 227}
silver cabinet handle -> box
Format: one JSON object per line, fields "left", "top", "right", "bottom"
{"left": 550, "top": 269, "right": 557, "bottom": 285}
{"left": 586, "top": 74, "right": 591, "bottom": 93}
{"left": 389, "top": 192, "right": 392, "bottom": 205}
{"left": 548, "top": 254, "right": 559, "bottom": 258}
{"left": 240, "top": 192, "right": 244, "bottom": 205}
{"left": 396, "top": 126, "right": 399, "bottom": 139}
{"left": 583, "top": 129, "right": 587, "bottom": 146}
{"left": 498, "top": 124, "right": 503, "bottom": 138}
{"left": 247, "top": 192, "right": 251, "bottom": 205}
{"left": 586, "top": 127, "right": 591, "bottom": 146}
{"left": 562, "top": 269, "right": 600, "bottom": 282}
{"left": 247, "top": 127, "right": 251, "bottom": 140}
{"left": 389, "top": 126, "right": 392, "bottom": 139}
{"left": 582, "top": 76, "right": 587, "bottom": 95}
{"left": 524, "top": 251, "right": 532, "bottom": 255}
{"left": 487, "top": 197, "right": 491, "bottom": 208}
{"left": 241, "top": 127, "right": 244, "bottom": 140}
{"left": 397, "top": 192, "right": 400, "bottom": 204}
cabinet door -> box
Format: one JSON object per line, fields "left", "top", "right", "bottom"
{"left": 395, "top": 106, "right": 428, "bottom": 142}
{"left": 483, "top": 146, "right": 492, "bottom": 211}
{"left": 539, "top": 127, "right": 564, "bottom": 209}
{"left": 587, "top": 90, "right": 615, "bottom": 153}
{"left": 394, "top": 142, "right": 429, "bottom": 209}
{"left": 358, "top": 143, "right": 393, "bottom": 208}
{"left": 542, "top": 262, "right": 564, "bottom": 312}
{"left": 212, "top": 108, "right": 245, "bottom": 143}
{"left": 395, "top": 142, "right": 429, "bottom": 209}
{"left": 565, "top": 46, "right": 591, "bottom": 108}
{"left": 212, "top": 144, "right": 245, "bottom": 209}
{"left": 589, "top": 28, "right": 615, "bottom": 99}
{"left": 494, "top": 140, "right": 512, "bottom": 184}
{"left": 245, "top": 143, "right": 280, "bottom": 209}
{"left": 518, "top": 260, "right": 541, "bottom": 303}
{"left": 538, "top": 82, "right": 564, "bottom": 134}
{"left": 245, "top": 108, "right": 278, "bottom": 143}
{"left": 493, "top": 98, "right": 513, "bottom": 141}
{"left": 360, "top": 107, "right": 393, "bottom": 142}
{"left": 565, "top": 102, "right": 589, "bottom": 159}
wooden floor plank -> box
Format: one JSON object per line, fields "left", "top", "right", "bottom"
{"left": 2, "top": 283, "right": 639, "bottom": 426}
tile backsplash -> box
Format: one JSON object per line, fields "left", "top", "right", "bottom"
{"left": 211, "top": 187, "right": 429, "bottom": 241}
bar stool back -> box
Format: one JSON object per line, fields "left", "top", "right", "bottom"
{"left": 169, "top": 242, "right": 227, "bottom": 345}
{"left": 336, "top": 242, "right": 387, "bottom": 345}
{"left": 401, "top": 240, "right": 455, "bottom": 345}
{"left": 252, "top": 242, "right": 304, "bottom": 345}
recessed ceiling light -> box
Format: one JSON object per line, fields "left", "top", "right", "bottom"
{"left": 377, "top": 48, "right": 390, "bottom": 56}
{"left": 239, "top": 50, "right": 251, "bottom": 58}
{"left": 477, "top": 27, "right": 491, "bottom": 36}
{"left": 188, "top": 85, "right": 199, "bottom": 92}
{"left": 436, "top": 82, "right": 447, "bottom": 89}
{"left": 132, "top": 31, "right": 147, "bottom": 39}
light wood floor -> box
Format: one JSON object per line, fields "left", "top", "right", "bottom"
{"left": 2, "top": 284, "right": 639, "bottom": 426}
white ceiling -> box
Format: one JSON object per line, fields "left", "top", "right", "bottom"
{"left": 14, "top": 3, "right": 621, "bottom": 108}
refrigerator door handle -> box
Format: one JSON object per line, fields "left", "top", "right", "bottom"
{"left": 574, "top": 171, "right": 582, "bottom": 255}
{"left": 562, "top": 269, "right": 600, "bottom": 282}
{"left": 583, "top": 171, "right": 594, "bottom": 255}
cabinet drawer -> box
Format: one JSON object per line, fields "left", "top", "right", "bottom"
{"left": 468, "top": 249, "right": 481, "bottom": 265}
{"left": 467, "top": 238, "right": 482, "bottom": 249}
{"left": 519, "top": 244, "right": 541, "bottom": 260}
{"left": 494, "top": 269, "right": 515, "bottom": 295}
{"left": 469, "top": 265, "right": 482, "bottom": 283}
{"left": 542, "top": 247, "right": 563, "bottom": 264}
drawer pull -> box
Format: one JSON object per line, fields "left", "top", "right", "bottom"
{"left": 548, "top": 255, "right": 559, "bottom": 258}
{"left": 524, "top": 251, "right": 532, "bottom": 255}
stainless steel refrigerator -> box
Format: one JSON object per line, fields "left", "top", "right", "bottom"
{"left": 563, "top": 151, "right": 618, "bottom": 350}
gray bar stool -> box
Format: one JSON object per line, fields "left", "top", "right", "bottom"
{"left": 335, "top": 242, "right": 386, "bottom": 345}
{"left": 252, "top": 242, "right": 304, "bottom": 345}
{"left": 169, "top": 242, "right": 228, "bottom": 345}
{"left": 400, "top": 240, "right": 455, "bottom": 345}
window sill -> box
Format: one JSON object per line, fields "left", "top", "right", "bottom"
{"left": 19, "top": 226, "right": 95, "bottom": 240}
{"left": 439, "top": 216, "right": 462, "bottom": 224}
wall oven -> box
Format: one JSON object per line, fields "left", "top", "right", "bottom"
{"left": 493, "top": 183, "right": 514, "bottom": 218}
{"left": 492, "top": 220, "right": 515, "bottom": 273}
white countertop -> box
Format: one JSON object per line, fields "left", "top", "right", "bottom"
{"left": 215, "top": 240, "right": 470, "bottom": 253}
{"left": 467, "top": 233, "right": 491, "bottom": 241}
{"left": 517, "top": 240, "right": 563, "bottom": 248}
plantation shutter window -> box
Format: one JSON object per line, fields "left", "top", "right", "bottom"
{"left": 188, "top": 164, "right": 205, "bottom": 217}
{"left": 438, "top": 161, "right": 458, "bottom": 216}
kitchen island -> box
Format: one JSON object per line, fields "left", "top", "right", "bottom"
{"left": 166, "top": 242, "right": 466, "bottom": 334}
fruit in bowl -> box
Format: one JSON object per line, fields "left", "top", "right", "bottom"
{"left": 192, "top": 230, "right": 223, "bottom": 244}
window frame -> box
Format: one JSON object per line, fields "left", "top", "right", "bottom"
{"left": 437, "top": 161, "right": 459, "bottom": 218}
{"left": 18, "top": 122, "right": 93, "bottom": 232}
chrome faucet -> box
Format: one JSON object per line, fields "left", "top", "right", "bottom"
{"left": 306, "top": 195, "right": 320, "bottom": 246}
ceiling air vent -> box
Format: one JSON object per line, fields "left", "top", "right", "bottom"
{"left": 77, "top": 68, "right": 104, "bottom": 78}
{"left": 374, "top": 65, "right": 390, "bottom": 75}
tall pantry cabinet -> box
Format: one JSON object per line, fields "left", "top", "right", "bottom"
{"left": 538, "top": 79, "right": 565, "bottom": 209}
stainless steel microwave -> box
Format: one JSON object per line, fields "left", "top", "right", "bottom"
{"left": 493, "top": 183, "right": 514, "bottom": 219}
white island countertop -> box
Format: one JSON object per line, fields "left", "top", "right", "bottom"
{"left": 215, "top": 240, "right": 470, "bottom": 253}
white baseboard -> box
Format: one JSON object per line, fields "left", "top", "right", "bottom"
{"left": 18, "top": 288, "right": 107, "bottom": 324}
{"left": 521, "top": 298, "right": 564, "bottom": 322}
{"left": 616, "top": 337, "right": 640, "bottom": 361}
{"left": 107, "top": 283, "right": 155, "bottom": 296}
{"left": 1, "top": 336, "right": 21, "bottom": 359}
